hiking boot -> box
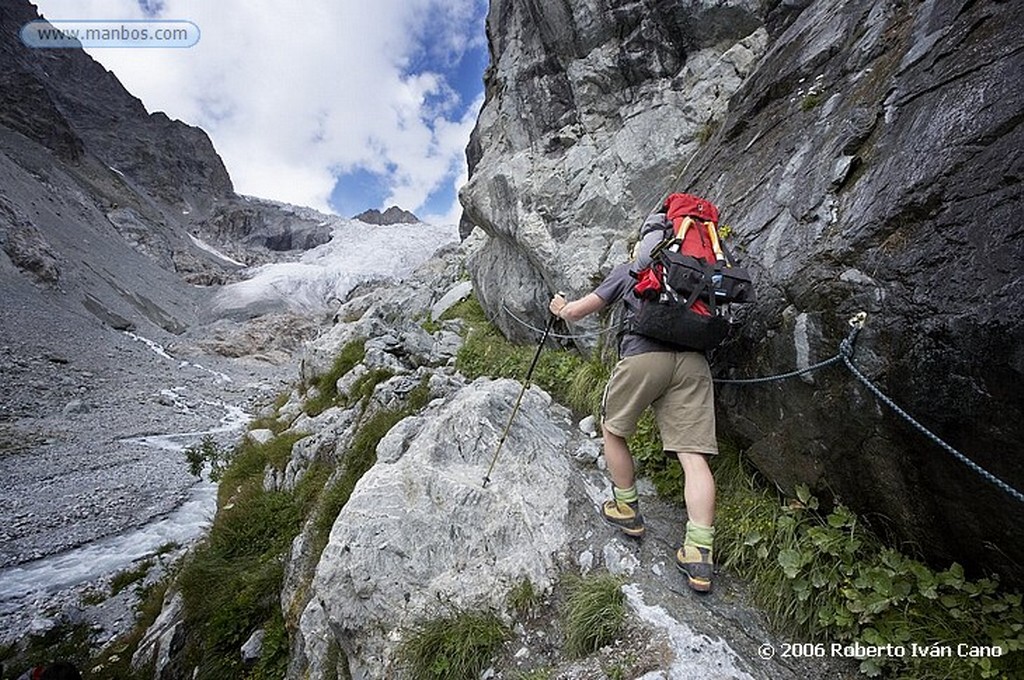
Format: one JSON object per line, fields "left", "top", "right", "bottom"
{"left": 676, "top": 545, "right": 713, "bottom": 593}
{"left": 601, "top": 499, "right": 645, "bottom": 538}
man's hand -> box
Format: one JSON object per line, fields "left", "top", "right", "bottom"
{"left": 549, "top": 293, "right": 568, "bottom": 318}
{"left": 549, "top": 292, "right": 607, "bottom": 322}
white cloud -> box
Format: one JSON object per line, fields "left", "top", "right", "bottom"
{"left": 32, "top": 0, "right": 487, "bottom": 221}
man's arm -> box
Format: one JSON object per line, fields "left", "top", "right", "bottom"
{"left": 549, "top": 292, "right": 607, "bottom": 321}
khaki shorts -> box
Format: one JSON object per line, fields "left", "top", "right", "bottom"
{"left": 601, "top": 351, "right": 718, "bottom": 455}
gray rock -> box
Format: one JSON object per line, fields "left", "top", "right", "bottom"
{"left": 247, "top": 428, "right": 275, "bottom": 446}
{"left": 430, "top": 280, "right": 473, "bottom": 321}
{"left": 461, "top": 0, "right": 767, "bottom": 342}
{"left": 429, "top": 330, "right": 463, "bottom": 364}
{"left": 353, "top": 206, "right": 420, "bottom": 226}
{"left": 241, "top": 628, "right": 265, "bottom": 664}
{"left": 131, "top": 591, "right": 185, "bottom": 675}
{"left": 309, "top": 378, "right": 579, "bottom": 679}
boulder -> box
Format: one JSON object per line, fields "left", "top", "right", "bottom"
{"left": 308, "top": 378, "right": 579, "bottom": 678}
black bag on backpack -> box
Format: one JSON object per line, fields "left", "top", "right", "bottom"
{"left": 627, "top": 193, "right": 755, "bottom": 351}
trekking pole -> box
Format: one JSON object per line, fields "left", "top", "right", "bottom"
{"left": 481, "top": 299, "right": 559, "bottom": 488}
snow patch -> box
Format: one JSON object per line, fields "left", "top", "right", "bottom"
{"left": 188, "top": 233, "right": 245, "bottom": 267}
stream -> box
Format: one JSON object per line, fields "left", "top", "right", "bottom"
{"left": 0, "top": 396, "right": 252, "bottom": 643}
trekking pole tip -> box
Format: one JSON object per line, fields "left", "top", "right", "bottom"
{"left": 482, "top": 476, "right": 490, "bottom": 488}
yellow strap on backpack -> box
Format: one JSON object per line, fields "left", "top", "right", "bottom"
{"left": 705, "top": 220, "right": 725, "bottom": 263}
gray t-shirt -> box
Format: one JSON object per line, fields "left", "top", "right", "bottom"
{"left": 593, "top": 228, "right": 681, "bottom": 358}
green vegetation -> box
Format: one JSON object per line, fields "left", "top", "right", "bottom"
{"left": 109, "top": 559, "right": 153, "bottom": 596}
{"left": 185, "top": 430, "right": 304, "bottom": 483}
{"left": 173, "top": 423, "right": 321, "bottom": 680}
{"left": 801, "top": 91, "right": 824, "bottom": 110}
{"left": 561, "top": 572, "right": 627, "bottom": 658}
{"left": 167, "top": 338, "right": 433, "bottom": 678}
{"left": 451, "top": 295, "right": 607, "bottom": 416}
{"left": 395, "top": 608, "right": 510, "bottom": 680}
{"left": 713, "top": 445, "right": 1024, "bottom": 679}
{"left": 419, "top": 311, "right": 443, "bottom": 334}
{"left": 304, "top": 339, "right": 367, "bottom": 416}
{"left": 506, "top": 578, "right": 542, "bottom": 619}
{"left": 247, "top": 391, "right": 293, "bottom": 434}
{"left": 346, "top": 367, "right": 395, "bottom": 408}
{"left": 184, "top": 434, "right": 229, "bottom": 479}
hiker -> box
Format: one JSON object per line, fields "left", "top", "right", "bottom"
{"left": 548, "top": 210, "right": 720, "bottom": 593}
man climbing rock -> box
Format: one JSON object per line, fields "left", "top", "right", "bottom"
{"left": 548, "top": 208, "right": 719, "bottom": 593}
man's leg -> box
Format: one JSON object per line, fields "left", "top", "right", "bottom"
{"left": 600, "top": 426, "right": 645, "bottom": 537}
{"left": 603, "top": 426, "right": 634, "bottom": 489}
{"left": 676, "top": 451, "right": 715, "bottom": 526}
{"left": 598, "top": 353, "right": 672, "bottom": 539}
{"left": 675, "top": 451, "right": 716, "bottom": 592}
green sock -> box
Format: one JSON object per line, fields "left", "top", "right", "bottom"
{"left": 684, "top": 521, "right": 715, "bottom": 550}
{"left": 613, "top": 485, "right": 638, "bottom": 505}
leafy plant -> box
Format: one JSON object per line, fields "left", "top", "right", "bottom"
{"left": 395, "top": 608, "right": 510, "bottom": 680}
{"left": 184, "top": 434, "right": 229, "bottom": 479}
{"left": 713, "top": 445, "right": 1024, "bottom": 679}
{"left": 561, "top": 572, "right": 626, "bottom": 658}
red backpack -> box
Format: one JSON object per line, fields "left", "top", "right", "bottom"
{"left": 629, "top": 193, "right": 754, "bottom": 350}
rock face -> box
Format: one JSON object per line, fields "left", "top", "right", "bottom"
{"left": 310, "top": 378, "right": 577, "bottom": 678}
{"left": 460, "top": 0, "right": 1024, "bottom": 582}
{"left": 461, "top": 0, "right": 766, "bottom": 342}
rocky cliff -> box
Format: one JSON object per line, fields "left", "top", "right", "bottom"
{"left": 0, "top": 0, "right": 338, "bottom": 340}
{"left": 459, "top": 0, "right": 1024, "bottom": 583}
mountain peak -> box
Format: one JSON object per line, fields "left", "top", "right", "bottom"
{"left": 353, "top": 206, "right": 420, "bottom": 225}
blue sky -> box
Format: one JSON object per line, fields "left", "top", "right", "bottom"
{"left": 330, "top": 22, "right": 490, "bottom": 219}
{"left": 32, "top": 0, "right": 490, "bottom": 224}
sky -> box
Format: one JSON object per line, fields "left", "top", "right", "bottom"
{"left": 31, "top": 0, "right": 490, "bottom": 225}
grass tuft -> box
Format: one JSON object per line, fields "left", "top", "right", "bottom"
{"left": 395, "top": 608, "right": 510, "bottom": 680}
{"left": 506, "top": 578, "right": 542, "bottom": 619}
{"left": 110, "top": 559, "right": 154, "bottom": 596}
{"left": 305, "top": 339, "right": 366, "bottom": 416}
{"left": 452, "top": 296, "right": 599, "bottom": 415}
{"left": 561, "top": 572, "right": 626, "bottom": 658}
